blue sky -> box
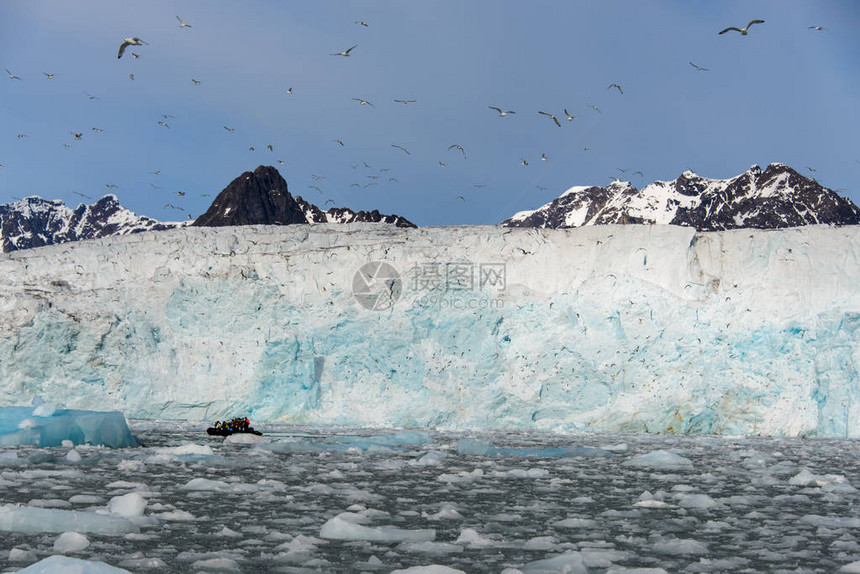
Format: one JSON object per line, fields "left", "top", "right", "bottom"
{"left": 1, "top": 1, "right": 858, "bottom": 226}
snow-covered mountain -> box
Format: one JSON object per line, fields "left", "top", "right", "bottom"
{"left": 0, "top": 165, "right": 414, "bottom": 253}
{"left": 1, "top": 223, "right": 859, "bottom": 437}
{"left": 503, "top": 163, "right": 860, "bottom": 230}
{"left": 193, "top": 165, "right": 415, "bottom": 228}
{"left": 0, "top": 195, "right": 181, "bottom": 253}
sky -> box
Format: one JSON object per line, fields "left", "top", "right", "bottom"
{"left": 1, "top": 1, "right": 858, "bottom": 226}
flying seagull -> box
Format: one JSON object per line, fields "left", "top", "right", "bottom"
{"left": 43, "top": 72, "right": 55, "bottom": 79}
{"left": 176, "top": 15, "right": 192, "bottom": 28}
{"left": 331, "top": 44, "right": 357, "bottom": 57}
{"left": 71, "top": 132, "right": 83, "bottom": 140}
{"left": 608, "top": 83, "right": 623, "bottom": 94}
{"left": 394, "top": 98, "right": 416, "bottom": 104}
{"left": 224, "top": 126, "right": 235, "bottom": 132}
{"left": 489, "top": 106, "right": 515, "bottom": 116}
{"left": 353, "top": 98, "right": 374, "bottom": 107}
{"left": 334, "top": 139, "right": 345, "bottom": 146}
{"left": 391, "top": 144, "right": 411, "bottom": 155}
{"left": 564, "top": 109, "right": 575, "bottom": 121}
{"left": 285, "top": 87, "right": 293, "bottom": 94}
{"left": 267, "top": 144, "right": 273, "bottom": 151}
{"left": 689, "top": 61, "right": 710, "bottom": 72}
{"left": 118, "top": 37, "right": 147, "bottom": 59}
{"left": 719, "top": 20, "right": 764, "bottom": 35}
{"left": 191, "top": 78, "right": 202, "bottom": 85}
{"left": 355, "top": 21, "right": 369, "bottom": 27}
{"left": 538, "top": 111, "right": 561, "bottom": 127}
{"left": 521, "top": 158, "right": 529, "bottom": 166}
{"left": 448, "top": 144, "right": 466, "bottom": 158}
{"left": 590, "top": 104, "right": 602, "bottom": 114}
{"left": 808, "top": 26, "right": 824, "bottom": 31}
{"left": 84, "top": 91, "right": 99, "bottom": 100}
{"left": 158, "top": 121, "right": 169, "bottom": 128}
{"left": 5, "top": 68, "right": 21, "bottom": 80}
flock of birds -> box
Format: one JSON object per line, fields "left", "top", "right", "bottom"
{"left": 1, "top": 13, "right": 838, "bottom": 221}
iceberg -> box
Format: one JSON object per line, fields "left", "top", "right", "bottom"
{"left": 0, "top": 405, "right": 140, "bottom": 448}
{"left": 0, "top": 223, "right": 859, "bottom": 437}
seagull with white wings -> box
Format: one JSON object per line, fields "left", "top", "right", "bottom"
{"left": 118, "top": 37, "right": 147, "bottom": 59}
{"left": 719, "top": 20, "right": 764, "bottom": 35}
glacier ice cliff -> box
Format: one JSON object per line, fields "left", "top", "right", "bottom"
{"left": 0, "top": 223, "right": 858, "bottom": 437}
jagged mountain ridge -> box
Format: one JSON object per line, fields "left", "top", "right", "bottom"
{"left": 0, "top": 195, "right": 181, "bottom": 253}
{"left": 0, "top": 166, "right": 414, "bottom": 253}
{"left": 193, "top": 165, "right": 414, "bottom": 228}
{"left": 503, "top": 163, "right": 860, "bottom": 230}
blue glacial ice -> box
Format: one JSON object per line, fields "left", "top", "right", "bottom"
{"left": 0, "top": 400, "right": 140, "bottom": 448}
{"left": 0, "top": 223, "right": 858, "bottom": 437}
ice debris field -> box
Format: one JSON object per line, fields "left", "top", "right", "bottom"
{"left": 3, "top": 422, "right": 860, "bottom": 572}
{"left": 1, "top": 223, "right": 859, "bottom": 437}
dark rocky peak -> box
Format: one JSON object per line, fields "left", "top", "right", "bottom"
{"left": 193, "top": 165, "right": 307, "bottom": 227}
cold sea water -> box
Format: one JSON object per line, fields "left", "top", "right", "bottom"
{"left": 2, "top": 422, "right": 860, "bottom": 573}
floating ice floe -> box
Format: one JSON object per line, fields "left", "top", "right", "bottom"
{"left": 456, "top": 437, "right": 614, "bottom": 458}
{"left": 53, "top": 531, "right": 90, "bottom": 553}
{"left": 390, "top": 566, "right": 466, "bottom": 574}
{"left": 320, "top": 511, "right": 435, "bottom": 542}
{"left": 13, "top": 555, "right": 132, "bottom": 573}
{"left": 0, "top": 504, "right": 139, "bottom": 534}
{"left": 622, "top": 450, "right": 693, "bottom": 470}
{"left": 0, "top": 402, "right": 140, "bottom": 448}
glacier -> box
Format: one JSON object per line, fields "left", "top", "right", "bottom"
{"left": 0, "top": 223, "right": 858, "bottom": 437}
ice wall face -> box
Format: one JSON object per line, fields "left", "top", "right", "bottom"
{"left": 0, "top": 224, "right": 858, "bottom": 437}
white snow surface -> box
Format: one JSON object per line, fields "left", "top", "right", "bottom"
{"left": 1, "top": 223, "right": 859, "bottom": 437}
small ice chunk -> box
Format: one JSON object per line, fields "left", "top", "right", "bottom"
{"left": 839, "top": 561, "right": 860, "bottom": 573}
{"left": 65, "top": 449, "right": 82, "bottom": 463}
{"left": 517, "top": 551, "right": 588, "bottom": 573}
{"left": 455, "top": 528, "right": 494, "bottom": 547}
{"left": 675, "top": 493, "right": 719, "bottom": 509}
{"left": 652, "top": 538, "right": 709, "bottom": 555}
{"left": 9, "top": 548, "right": 37, "bottom": 562}
{"left": 54, "top": 531, "right": 91, "bottom": 553}
{"left": 69, "top": 495, "right": 105, "bottom": 505}
{"left": 789, "top": 468, "right": 849, "bottom": 487}
{"left": 109, "top": 493, "right": 147, "bottom": 517}
{"left": 390, "top": 567, "right": 466, "bottom": 574}
{"left": 0, "top": 504, "right": 139, "bottom": 534}
{"left": 117, "top": 459, "right": 145, "bottom": 473}
{"left": 190, "top": 557, "right": 240, "bottom": 571}
{"left": 396, "top": 541, "right": 464, "bottom": 554}
{"left": 622, "top": 450, "right": 693, "bottom": 470}
{"left": 606, "top": 569, "right": 669, "bottom": 574}
{"left": 225, "top": 432, "right": 265, "bottom": 444}
{"left": 437, "top": 468, "right": 483, "bottom": 484}
{"left": 411, "top": 451, "right": 448, "bottom": 466}
{"left": 14, "top": 555, "right": 132, "bottom": 573}
{"left": 171, "top": 443, "right": 214, "bottom": 456}
{"left": 457, "top": 438, "right": 499, "bottom": 456}
{"left": 181, "top": 477, "right": 230, "bottom": 491}
{"left": 61, "top": 440, "right": 74, "bottom": 448}
{"left": 554, "top": 517, "right": 598, "bottom": 529}
{"left": 320, "top": 513, "right": 435, "bottom": 542}
{"left": 32, "top": 402, "right": 57, "bottom": 417}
